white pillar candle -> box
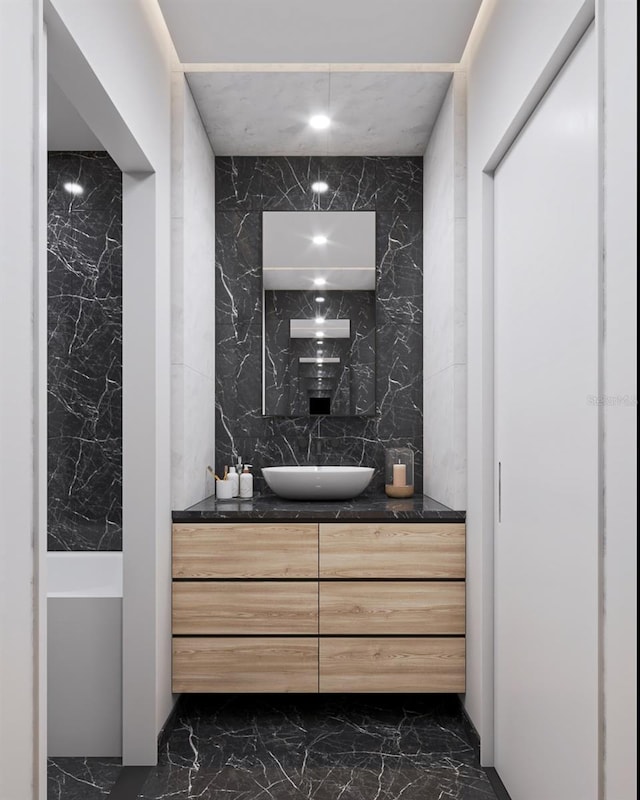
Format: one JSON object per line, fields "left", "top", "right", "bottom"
{"left": 392, "top": 463, "right": 407, "bottom": 487}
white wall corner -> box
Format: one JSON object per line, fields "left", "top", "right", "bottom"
{"left": 170, "top": 74, "right": 216, "bottom": 511}
{"left": 423, "top": 77, "right": 467, "bottom": 511}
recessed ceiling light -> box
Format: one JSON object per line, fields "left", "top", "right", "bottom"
{"left": 315, "top": 296, "right": 325, "bottom": 303}
{"left": 312, "top": 235, "right": 327, "bottom": 245}
{"left": 313, "top": 277, "right": 326, "bottom": 286}
{"left": 311, "top": 180, "right": 329, "bottom": 193}
{"left": 315, "top": 331, "right": 324, "bottom": 338}
{"left": 316, "top": 340, "right": 323, "bottom": 345}
{"left": 309, "top": 114, "right": 330, "bottom": 130}
{"left": 314, "top": 317, "right": 324, "bottom": 324}
{"left": 63, "top": 182, "right": 83, "bottom": 195}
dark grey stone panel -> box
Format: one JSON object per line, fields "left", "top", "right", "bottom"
{"left": 215, "top": 211, "right": 262, "bottom": 325}
{"left": 376, "top": 211, "right": 424, "bottom": 324}
{"left": 214, "top": 156, "right": 424, "bottom": 494}
{"left": 48, "top": 152, "right": 122, "bottom": 551}
{"left": 259, "top": 156, "right": 318, "bottom": 210}
{"left": 215, "top": 156, "right": 263, "bottom": 210}
{"left": 311, "top": 156, "right": 378, "bottom": 210}
{"left": 376, "top": 156, "right": 423, "bottom": 211}
{"left": 376, "top": 156, "right": 424, "bottom": 211}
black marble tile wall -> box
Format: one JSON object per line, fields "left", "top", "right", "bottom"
{"left": 215, "top": 157, "right": 423, "bottom": 494}
{"left": 48, "top": 152, "right": 122, "bottom": 550}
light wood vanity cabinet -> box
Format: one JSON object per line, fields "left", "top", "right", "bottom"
{"left": 172, "top": 522, "right": 318, "bottom": 578}
{"left": 172, "top": 520, "right": 465, "bottom": 694}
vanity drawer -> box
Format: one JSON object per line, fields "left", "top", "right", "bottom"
{"left": 319, "top": 581, "right": 465, "bottom": 635}
{"left": 172, "top": 523, "right": 318, "bottom": 578}
{"left": 319, "top": 637, "right": 465, "bottom": 693}
{"left": 173, "top": 637, "right": 318, "bottom": 693}
{"left": 173, "top": 581, "right": 318, "bottom": 635}
{"left": 319, "top": 523, "right": 465, "bottom": 578}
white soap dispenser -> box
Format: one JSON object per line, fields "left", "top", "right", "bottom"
{"left": 228, "top": 465, "right": 239, "bottom": 497}
{"left": 239, "top": 465, "right": 253, "bottom": 498}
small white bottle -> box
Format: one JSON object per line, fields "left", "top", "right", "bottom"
{"left": 228, "top": 466, "right": 239, "bottom": 497}
{"left": 239, "top": 465, "right": 253, "bottom": 498}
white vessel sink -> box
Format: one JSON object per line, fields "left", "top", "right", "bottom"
{"left": 262, "top": 466, "right": 374, "bottom": 500}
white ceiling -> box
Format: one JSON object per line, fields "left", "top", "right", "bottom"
{"left": 187, "top": 71, "right": 453, "bottom": 156}
{"left": 157, "top": 0, "right": 483, "bottom": 156}
{"left": 157, "top": 0, "right": 482, "bottom": 64}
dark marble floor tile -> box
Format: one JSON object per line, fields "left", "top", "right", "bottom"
{"left": 47, "top": 757, "right": 121, "bottom": 800}
{"left": 137, "top": 695, "right": 499, "bottom": 800}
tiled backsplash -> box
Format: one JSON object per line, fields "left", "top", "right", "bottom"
{"left": 215, "top": 156, "right": 423, "bottom": 493}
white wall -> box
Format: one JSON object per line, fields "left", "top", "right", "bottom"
{"left": 0, "top": 3, "right": 47, "bottom": 798}
{"left": 423, "top": 74, "right": 467, "bottom": 511}
{"left": 171, "top": 75, "right": 216, "bottom": 511}
{"left": 601, "top": 2, "right": 637, "bottom": 798}
{"left": 46, "top": 0, "right": 177, "bottom": 765}
{"left": 464, "top": 1, "right": 637, "bottom": 796}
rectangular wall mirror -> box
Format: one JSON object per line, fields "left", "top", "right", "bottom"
{"left": 262, "top": 211, "right": 376, "bottom": 417}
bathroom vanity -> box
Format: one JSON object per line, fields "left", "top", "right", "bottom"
{"left": 171, "top": 494, "right": 465, "bottom": 694}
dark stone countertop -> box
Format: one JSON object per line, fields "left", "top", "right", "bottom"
{"left": 172, "top": 493, "right": 465, "bottom": 523}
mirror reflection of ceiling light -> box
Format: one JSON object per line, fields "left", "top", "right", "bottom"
{"left": 63, "top": 182, "right": 83, "bottom": 195}
{"left": 311, "top": 181, "right": 329, "bottom": 193}
{"left": 316, "top": 340, "right": 323, "bottom": 344}
{"left": 313, "top": 277, "right": 326, "bottom": 286}
{"left": 309, "top": 114, "right": 330, "bottom": 130}
{"left": 315, "top": 331, "right": 324, "bottom": 338}
{"left": 315, "top": 296, "right": 325, "bottom": 303}
{"left": 312, "top": 235, "right": 327, "bottom": 245}
{"left": 314, "top": 317, "right": 324, "bottom": 324}
{"left": 316, "top": 358, "right": 323, "bottom": 364}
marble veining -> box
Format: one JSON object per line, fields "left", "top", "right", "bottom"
{"left": 48, "top": 152, "right": 123, "bottom": 551}
{"left": 215, "top": 157, "right": 423, "bottom": 495}
{"left": 47, "top": 757, "right": 121, "bottom": 799}
{"left": 137, "top": 694, "right": 498, "bottom": 800}
{"left": 172, "top": 492, "right": 464, "bottom": 522}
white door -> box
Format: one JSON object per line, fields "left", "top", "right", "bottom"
{"left": 494, "top": 26, "right": 598, "bottom": 800}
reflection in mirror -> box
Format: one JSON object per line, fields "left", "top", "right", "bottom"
{"left": 262, "top": 212, "right": 376, "bottom": 417}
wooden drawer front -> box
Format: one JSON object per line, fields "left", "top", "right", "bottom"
{"left": 173, "top": 581, "right": 318, "bottom": 635}
{"left": 173, "top": 637, "right": 318, "bottom": 693}
{"left": 319, "top": 582, "right": 465, "bottom": 635}
{"left": 172, "top": 523, "right": 318, "bottom": 578}
{"left": 319, "top": 637, "right": 465, "bottom": 693}
{"left": 319, "top": 523, "right": 465, "bottom": 578}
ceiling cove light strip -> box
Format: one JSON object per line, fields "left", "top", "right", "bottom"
{"left": 180, "top": 62, "right": 462, "bottom": 73}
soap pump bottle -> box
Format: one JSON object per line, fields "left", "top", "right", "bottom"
{"left": 239, "top": 465, "right": 253, "bottom": 498}
{"left": 228, "top": 465, "right": 239, "bottom": 497}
